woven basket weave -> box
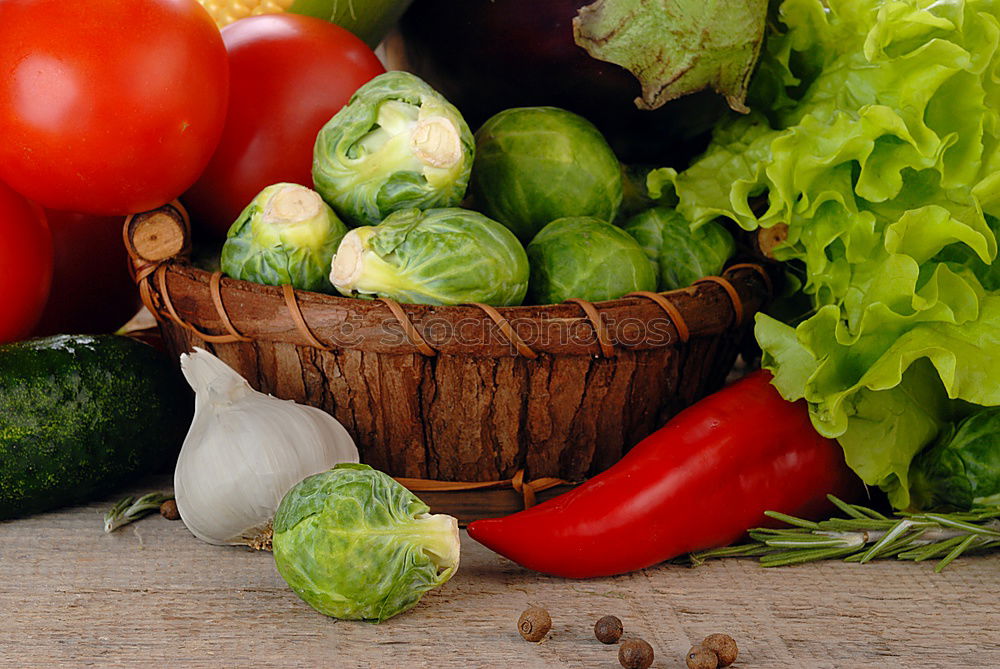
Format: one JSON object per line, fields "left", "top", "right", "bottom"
{"left": 124, "top": 203, "right": 772, "bottom": 515}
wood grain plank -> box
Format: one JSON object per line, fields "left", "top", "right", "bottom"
{"left": 1, "top": 476, "right": 998, "bottom": 668}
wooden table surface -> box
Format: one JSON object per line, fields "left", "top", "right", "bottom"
{"left": 2, "top": 475, "right": 998, "bottom": 669}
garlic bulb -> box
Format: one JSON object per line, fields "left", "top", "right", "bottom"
{"left": 174, "top": 348, "right": 358, "bottom": 547}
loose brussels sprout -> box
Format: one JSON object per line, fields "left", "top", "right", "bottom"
{"left": 623, "top": 207, "right": 735, "bottom": 291}
{"left": 526, "top": 217, "right": 656, "bottom": 304}
{"left": 273, "top": 463, "right": 460, "bottom": 623}
{"left": 312, "top": 71, "right": 475, "bottom": 228}
{"left": 909, "top": 408, "right": 1000, "bottom": 510}
{"left": 221, "top": 183, "right": 348, "bottom": 293}
{"left": 470, "top": 107, "right": 623, "bottom": 241}
{"left": 330, "top": 207, "right": 529, "bottom": 306}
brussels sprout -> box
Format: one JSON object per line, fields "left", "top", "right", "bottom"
{"left": 623, "top": 207, "right": 735, "bottom": 291}
{"left": 526, "top": 217, "right": 656, "bottom": 305}
{"left": 273, "top": 463, "right": 460, "bottom": 623}
{"left": 221, "top": 183, "right": 348, "bottom": 293}
{"left": 909, "top": 408, "right": 1000, "bottom": 510}
{"left": 622, "top": 208, "right": 666, "bottom": 279}
{"left": 312, "top": 71, "right": 475, "bottom": 228}
{"left": 330, "top": 207, "right": 529, "bottom": 306}
{"left": 470, "top": 107, "right": 623, "bottom": 241}
{"left": 616, "top": 164, "right": 677, "bottom": 224}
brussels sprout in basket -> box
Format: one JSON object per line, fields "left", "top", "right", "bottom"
{"left": 470, "top": 106, "right": 623, "bottom": 241}
{"left": 330, "top": 207, "right": 529, "bottom": 306}
{"left": 624, "top": 207, "right": 735, "bottom": 291}
{"left": 312, "top": 71, "right": 475, "bottom": 228}
{"left": 221, "top": 183, "right": 348, "bottom": 293}
{"left": 526, "top": 216, "right": 656, "bottom": 305}
{"left": 273, "top": 463, "right": 460, "bottom": 623}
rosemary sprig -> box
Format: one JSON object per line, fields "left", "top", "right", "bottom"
{"left": 689, "top": 495, "right": 1000, "bottom": 572}
{"left": 103, "top": 492, "right": 174, "bottom": 533}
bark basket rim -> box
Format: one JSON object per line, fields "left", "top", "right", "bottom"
{"left": 124, "top": 202, "right": 773, "bottom": 358}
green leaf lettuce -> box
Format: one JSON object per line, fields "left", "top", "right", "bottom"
{"left": 663, "top": 0, "right": 1000, "bottom": 508}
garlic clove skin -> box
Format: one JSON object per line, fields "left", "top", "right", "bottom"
{"left": 174, "top": 348, "right": 359, "bottom": 547}
{"left": 179, "top": 344, "right": 256, "bottom": 406}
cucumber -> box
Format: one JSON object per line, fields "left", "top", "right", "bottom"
{"left": 0, "top": 334, "right": 191, "bottom": 519}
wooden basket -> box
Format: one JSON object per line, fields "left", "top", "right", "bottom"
{"left": 124, "top": 203, "right": 772, "bottom": 518}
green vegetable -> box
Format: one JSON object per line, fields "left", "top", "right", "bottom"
{"left": 221, "top": 183, "right": 347, "bottom": 293}
{"left": 527, "top": 217, "right": 656, "bottom": 304}
{"left": 910, "top": 408, "right": 1000, "bottom": 510}
{"left": 272, "top": 463, "right": 460, "bottom": 622}
{"left": 617, "top": 164, "right": 676, "bottom": 224}
{"left": 661, "top": 0, "right": 1000, "bottom": 508}
{"left": 330, "top": 207, "right": 529, "bottom": 306}
{"left": 690, "top": 495, "right": 1000, "bottom": 573}
{"left": 289, "top": 0, "right": 414, "bottom": 48}
{"left": 623, "top": 207, "right": 734, "bottom": 290}
{"left": 0, "top": 335, "right": 190, "bottom": 519}
{"left": 470, "top": 107, "right": 623, "bottom": 241}
{"left": 312, "top": 71, "right": 474, "bottom": 228}
{"left": 104, "top": 492, "right": 174, "bottom": 533}
{"left": 573, "top": 0, "right": 768, "bottom": 112}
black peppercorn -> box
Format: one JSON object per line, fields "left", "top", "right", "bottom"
{"left": 618, "top": 638, "right": 654, "bottom": 669}
{"left": 702, "top": 634, "right": 738, "bottom": 667}
{"left": 159, "top": 499, "right": 180, "bottom": 521}
{"left": 594, "top": 615, "right": 623, "bottom": 644}
{"left": 517, "top": 607, "right": 551, "bottom": 642}
{"left": 686, "top": 645, "right": 719, "bottom": 669}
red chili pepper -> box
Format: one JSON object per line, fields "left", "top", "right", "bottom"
{"left": 467, "top": 370, "right": 862, "bottom": 578}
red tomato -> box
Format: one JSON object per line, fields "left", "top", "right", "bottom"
{"left": 183, "top": 14, "right": 385, "bottom": 238}
{"left": 32, "top": 211, "right": 140, "bottom": 337}
{"left": 0, "top": 0, "right": 229, "bottom": 216}
{"left": 0, "top": 181, "right": 52, "bottom": 344}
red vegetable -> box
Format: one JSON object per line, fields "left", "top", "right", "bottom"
{"left": 183, "top": 14, "right": 385, "bottom": 238}
{"left": 467, "top": 371, "right": 861, "bottom": 578}
{"left": 0, "top": 181, "right": 51, "bottom": 345}
{"left": 0, "top": 0, "right": 229, "bottom": 215}
{"left": 32, "top": 210, "right": 139, "bottom": 337}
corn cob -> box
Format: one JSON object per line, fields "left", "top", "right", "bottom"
{"left": 197, "top": 0, "right": 295, "bottom": 28}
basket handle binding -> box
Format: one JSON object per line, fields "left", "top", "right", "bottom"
{"left": 124, "top": 202, "right": 250, "bottom": 344}
{"left": 396, "top": 468, "right": 570, "bottom": 510}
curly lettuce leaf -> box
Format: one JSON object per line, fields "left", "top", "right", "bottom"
{"left": 672, "top": 0, "right": 1000, "bottom": 508}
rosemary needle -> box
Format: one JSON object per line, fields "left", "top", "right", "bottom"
{"left": 103, "top": 492, "right": 174, "bottom": 533}
{"left": 689, "top": 495, "right": 1000, "bottom": 572}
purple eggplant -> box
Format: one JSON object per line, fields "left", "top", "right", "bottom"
{"left": 394, "top": 0, "right": 732, "bottom": 165}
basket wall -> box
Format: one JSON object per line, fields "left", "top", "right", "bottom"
{"left": 159, "top": 320, "right": 747, "bottom": 482}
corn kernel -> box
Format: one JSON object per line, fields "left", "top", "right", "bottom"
{"left": 198, "top": 0, "right": 295, "bottom": 28}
